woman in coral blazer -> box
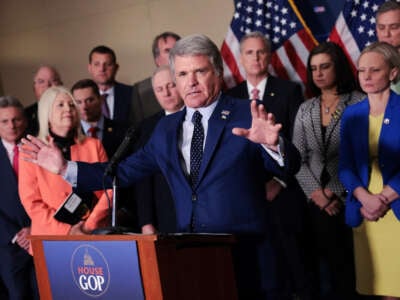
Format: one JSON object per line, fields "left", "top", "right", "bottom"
{"left": 19, "top": 86, "right": 110, "bottom": 252}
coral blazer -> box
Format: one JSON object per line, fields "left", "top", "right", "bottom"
{"left": 19, "top": 137, "right": 110, "bottom": 240}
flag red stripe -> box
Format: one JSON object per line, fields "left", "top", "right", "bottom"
{"left": 221, "top": 41, "right": 244, "bottom": 84}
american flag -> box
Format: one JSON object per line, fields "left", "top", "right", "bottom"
{"left": 328, "top": 0, "right": 385, "bottom": 73}
{"left": 221, "top": 0, "right": 318, "bottom": 91}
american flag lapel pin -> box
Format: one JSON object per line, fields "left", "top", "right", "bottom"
{"left": 221, "top": 110, "right": 230, "bottom": 120}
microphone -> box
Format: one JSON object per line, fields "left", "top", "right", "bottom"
{"left": 104, "top": 126, "right": 137, "bottom": 176}
{"left": 93, "top": 125, "right": 139, "bottom": 235}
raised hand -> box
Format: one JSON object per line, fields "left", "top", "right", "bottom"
{"left": 232, "top": 100, "right": 282, "bottom": 151}
{"left": 20, "top": 135, "right": 67, "bottom": 175}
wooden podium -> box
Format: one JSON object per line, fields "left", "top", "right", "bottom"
{"left": 31, "top": 234, "right": 238, "bottom": 300}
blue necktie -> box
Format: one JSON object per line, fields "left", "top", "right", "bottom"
{"left": 190, "top": 111, "right": 204, "bottom": 187}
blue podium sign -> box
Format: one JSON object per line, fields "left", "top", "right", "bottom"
{"left": 42, "top": 240, "right": 144, "bottom": 299}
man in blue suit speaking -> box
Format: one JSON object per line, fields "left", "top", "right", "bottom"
{"left": 22, "top": 34, "right": 301, "bottom": 299}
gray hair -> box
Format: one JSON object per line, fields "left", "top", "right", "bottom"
{"left": 359, "top": 41, "right": 400, "bottom": 83}
{"left": 38, "top": 86, "right": 85, "bottom": 142}
{"left": 33, "top": 65, "right": 63, "bottom": 84}
{"left": 169, "top": 34, "right": 223, "bottom": 77}
{"left": 0, "top": 96, "right": 24, "bottom": 112}
{"left": 151, "top": 65, "right": 172, "bottom": 87}
{"left": 377, "top": 0, "right": 400, "bottom": 17}
{"left": 239, "top": 31, "right": 271, "bottom": 53}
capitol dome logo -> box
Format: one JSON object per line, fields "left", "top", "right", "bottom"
{"left": 70, "top": 244, "right": 111, "bottom": 297}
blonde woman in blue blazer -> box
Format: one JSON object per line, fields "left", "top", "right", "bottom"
{"left": 339, "top": 42, "right": 400, "bottom": 299}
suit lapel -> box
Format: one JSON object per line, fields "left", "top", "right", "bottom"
{"left": 169, "top": 109, "right": 189, "bottom": 184}
{"left": 310, "top": 98, "right": 324, "bottom": 151}
{"left": 196, "top": 96, "right": 232, "bottom": 188}
{"left": 324, "top": 93, "right": 350, "bottom": 143}
{"left": 263, "top": 76, "right": 278, "bottom": 110}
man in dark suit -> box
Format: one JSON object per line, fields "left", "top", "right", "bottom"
{"left": 71, "top": 78, "right": 127, "bottom": 158}
{"left": 0, "top": 96, "right": 38, "bottom": 299}
{"left": 129, "top": 32, "right": 181, "bottom": 126}
{"left": 134, "top": 65, "right": 184, "bottom": 234}
{"left": 23, "top": 34, "right": 301, "bottom": 300}
{"left": 227, "top": 32, "right": 315, "bottom": 299}
{"left": 71, "top": 79, "right": 138, "bottom": 230}
{"left": 25, "top": 65, "right": 63, "bottom": 136}
{"left": 88, "top": 45, "right": 132, "bottom": 123}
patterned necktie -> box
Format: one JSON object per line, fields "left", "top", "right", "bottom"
{"left": 251, "top": 88, "right": 260, "bottom": 101}
{"left": 88, "top": 126, "right": 99, "bottom": 138}
{"left": 12, "top": 145, "right": 19, "bottom": 178}
{"left": 190, "top": 111, "right": 204, "bottom": 187}
{"left": 102, "top": 93, "right": 110, "bottom": 118}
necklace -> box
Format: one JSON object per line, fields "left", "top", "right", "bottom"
{"left": 321, "top": 97, "right": 339, "bottom": 115}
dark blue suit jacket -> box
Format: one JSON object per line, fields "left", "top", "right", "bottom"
{"left": 75, "top": 95, "right": 300, "bottom": 296}
{"left": 0, "top": 141, "right": 30, "bottom": 246}
{"left": 133, "top": 110, "right": 176, "bottom": 233}
{"left": 77, "top": 94, "right": 300, "bottom": 233}
{"left": 113, "top": 82, "right": 133, "bottom": 123}
{"left": 340, "top": 91, "right": 400, "bottom": 227}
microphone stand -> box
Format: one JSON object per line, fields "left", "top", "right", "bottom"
{"left": 92, "top": 126, "right": 138, "bottom": 235}
{"left": 91, "top": 159, "right": 133, "bottom": 235}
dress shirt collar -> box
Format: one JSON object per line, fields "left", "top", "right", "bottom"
{"left": 100, "top": 86, "right": 114, "bottom": 98}
{"left": 246, "top": 77, "right": 268, "bottom": 100}
{"left": 81, "top": 115, "right": 105, "bottom": 138}
{"left": 185, "top": 93, "right": 221, "bottom": 126}
{"left": 1, "top": 139, "right": 16, "bottom": 163}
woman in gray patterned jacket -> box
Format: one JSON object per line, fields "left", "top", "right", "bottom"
{"left": 292, "top": 42, "right": 364, "bottom": 300}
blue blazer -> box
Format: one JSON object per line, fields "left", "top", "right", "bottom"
{"left": 0, "top": 141, "right": 31, "bottom": 246}
{"left": 76, "top": 95, "right": 301, "bottom": 294}
{"left": 76, "top": 94, "right": 300, "bottom": 233}
{"left": 339, "top": 91, "right": 400, "bottom": 227}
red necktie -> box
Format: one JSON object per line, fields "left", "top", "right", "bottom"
{"left": 251, "top": 88, "right": 260, "bottom": 101}
{"left": 13, "top": 145, "right": 19, "bottom": 177}
{"left": 88, "top": 127, "right": 98, "bottom": 138}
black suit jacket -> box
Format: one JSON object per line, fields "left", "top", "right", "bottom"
{"left": 227, "top": 75, "right": 303, "bottom": 139}
{"left": 24, "top": 102, "right": 39, "bottom": 136}
{"left": 113, "top": 82, "right": 133, "bottom": 123}
{"left": 129, "top": 77, "right": 162, "bottom": 126}
{"left": 228, "top": 77, "right": 307, "bottom": 231}
{"left": 101, "top": 117, "right": 128, "bottom": 159}
{"left": 133, "top": 110, "right": 176, "bottom": 233}
{"left": 0, "top": 141, "right": 37, "bottom": 299}
{"left": 0, "top": 142, "right": 31, "bottom": 245}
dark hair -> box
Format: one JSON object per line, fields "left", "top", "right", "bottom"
{"left": 88, "top": 45, "right": 117, "bottom": 64}
{"left": 71, "top": 79, "right": 100, "bottom": 97}
{"left": 306, "top": 42, "right": 357, "bottom": 96}
{"left": 152, "top": 31, "right": 181, "bottom": 60}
